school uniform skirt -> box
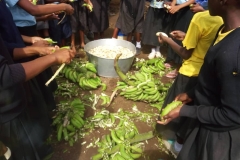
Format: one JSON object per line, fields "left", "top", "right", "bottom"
{"left": 115, "top": 0, "right": 145, "bottom": 35}
{"left": 166, "top": 7, "right": 194, "bottom": 64}
{"left": 88, "top": 0, "right": 109, "bottom": 32}
{"left": 142, "top": 7, "right": 166, "bottom": 46}
{"left": 156, "top": 73, "right": 197, "bottom": 140}
{"left": 0, "top": 109, "right": 52, "bottom": 160}
{"left": 177, "top": 123, "right": 240, "bottom": 160}
{"left": 70, "top": 1, "right": 90, "bottom": 33}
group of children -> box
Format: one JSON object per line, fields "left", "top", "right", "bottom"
{"left": 154, "top": 0, "right": 240, "bottom": 159}
{"left": 1, "top": 0, "right": 240, "bottom": 159}
{"left": 0, "top": 0, "right": 76, "bottom": 159}
{"left": 113, "top": 0, "right": 197, "bottom": 78}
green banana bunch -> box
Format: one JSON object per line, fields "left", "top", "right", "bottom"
{"left": 89, "top": 110, "right": 115, "bottom": 128}
{"left": 117, "top": 71, "right": 166, "bottom": 103}
{"left": 53, "top": 99, "right": 86, "bottom": 146}
{"left": 78, "top": 77, "right": 102, "bottom": 90}
{"left": 85, "top": 62, "right": 97, "bottom": 73}
{"left": 134, "top": 58, "right": 166, "bottom": 74}
{"left": 60, "top": 60, "right": 104, "bottom": 90}
{"left": 92, "top": 126, "right": 151, "bottom": 160}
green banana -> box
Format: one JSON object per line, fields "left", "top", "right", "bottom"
{"left": 85, "top": 62, "right": 97, "bottom": 73}
{"left": 161, "top": 101, "right": 182, "bottom": 119}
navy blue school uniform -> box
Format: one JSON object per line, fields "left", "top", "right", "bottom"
{"left": 0, "top": 34, "right": 52, "bottom": 160}
{"left": 70, "top": 0, "right": 90, "bottom": 34}
{"left": 2, "top": 0, "right": 58, "bottom": 113}
{"left": 0, "top": 1, "right": 24, "bottom": 51}
{"left": 166, "top": 7, "right": 194, "bottom": 65}
{"left": 88, "top": 0, "right": 109, "bottom": 33}
{"left": 142, "top": 0, "right": 166, "bottom": 46}
{"left": 115, "top": 0, "right": 145, "bottom": 35}
{"left": 0, "top": 1, "right": 52, "bottom": 159}
{"left": 177, "top": 27, "right": 240, "bottom": 160}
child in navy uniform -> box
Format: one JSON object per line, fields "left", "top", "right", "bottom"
{"left": 113, "top": 0, "right": 145, "bottom": 55}
{"left": 142, "top": 0, "right": 165, "bottom": 59}
{"left": 158, "top": 0, "right": 240, "bottom": 159}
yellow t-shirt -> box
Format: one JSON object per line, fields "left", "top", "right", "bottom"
{"left": 214, "top": 27, "right": 234, "bottom": 45}
{"left": 179, "top": 11, "right": 223, "bottom": 77}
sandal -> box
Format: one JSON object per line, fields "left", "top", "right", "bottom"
{"left": 166, "top": 69, "right": 178, "bottom": 78}
{"left": 164, "top": 63, "right": 172, "bottom": 68}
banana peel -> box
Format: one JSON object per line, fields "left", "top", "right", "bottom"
{"left": 82, "top": 3, "right": 93, "bottom": 12}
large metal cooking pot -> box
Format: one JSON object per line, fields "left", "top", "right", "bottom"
{"left": 84, "top": 39, "right": 136, "bottom": 77}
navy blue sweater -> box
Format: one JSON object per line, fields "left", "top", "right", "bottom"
{"left": 0, "top": 35, "right": 26, "bottom": 123}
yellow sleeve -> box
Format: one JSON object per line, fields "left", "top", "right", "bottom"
{"left": 182, "top": 21, "right": 201, "bottom": 50}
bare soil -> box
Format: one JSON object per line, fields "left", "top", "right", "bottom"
{"left": 50, "top": 1, "right": 176, "bottom": 160}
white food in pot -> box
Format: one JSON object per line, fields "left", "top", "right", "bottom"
{"left": 88, "top": 46, "right": 135, "bottom": 59}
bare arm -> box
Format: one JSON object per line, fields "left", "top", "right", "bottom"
{"left": 13, "top": 46, "right": 56, "bottom": 60}
{"left": 22, "top": 48, "right": 74, "bottom": 81}
{"left": 169, "top": 0, "right": 195, "bottom": 14}
{"left": 35, "top": 13, "right": 59, "bottom": 21}
{"left": 0, "top": 141, "right": 7, "bottom": 156}
{"left": 17, "top": 0, "right": 74, "bottom": 16}
{"left": 21, "top": 35, "right": 43, "bottom": 44}
{"left": 158, "top": 35, "right": 193, "bottom": 59}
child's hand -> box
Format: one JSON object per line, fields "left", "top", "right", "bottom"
{"left": 52, "top": 48, "right": 75, "bottom": 64}
{"left": 190, "top": 3, "right": 205, "bottom": 12}
{"left": 37, "top": 46, "right": 57, "bottom": 56}
{"left": 157, "top": 33, "right": 169, "bottom": 43}
{"left": 63, "top": 4, "right": 74, "bottom": 15}
{"left": 0, "top": 141, "right": 7, "bottom": 156}
{"left": 46, "top": 13, "right": 59, "bottom": 20}
{"left": 169, "top": 5, "right": 180, "bottom": 14}
{"left": 32, "top": 40, "right": 50, "bottom": 47}
{"left": 170, "top": 30, "right": 186, "bottom": 41}
{"left": 175, "top": 93, "right": 193, "bottom": 104}
{"left": 157, "top": 106, "right": 182, "bottom": 125}
{"left": 31, "top": 36, "right": 43, "bottom": 44}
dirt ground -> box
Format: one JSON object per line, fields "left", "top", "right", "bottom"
{"left": 50, "top": 1, "right": 175, "bottom": 160}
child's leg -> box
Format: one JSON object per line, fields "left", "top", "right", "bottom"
{"left": 70, "top": 33, "right": 76, "bottom": 53}
{"left": 135, "top": 32, "right": 141, "bottom": 44}
{"left": 135, "top": 32, "right": 141, "bottom": 48}
{"left": 43, "top": 29, "right": 50, "bottom": 38}
{"left": 112, "top": 28, "right": 119, "bottom": 38}
{"left": 94, "top": 32, "right": 98, "bottom": 40}
{"left": 79, "top": 30, "right": 85, "bottom": 48}
{"left": 61, "top": 39, "right": 66, "bottom": 47}
{"left": 135, "top": 32, "right": 141, "bottom": 55}
{"left": 127, "top": 33, "right": 133, "bottom": 42}
{"left": 71, "top": 33, "right": 75, "bottom": 46}
{"left": 100, "top": 32, "right": 104, "bottom": 39}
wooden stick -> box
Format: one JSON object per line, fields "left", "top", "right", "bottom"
{"left": 45, "top": 63, "right": 65, "bottom": 86}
